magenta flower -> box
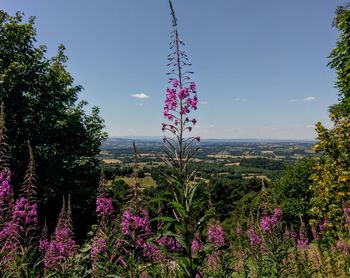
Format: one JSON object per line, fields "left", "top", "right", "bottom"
{"left": 297, "top": 220, "right": 309, "bottom": 249}
{"left": 121, "top": 209, "right": 151, "bottom": 237}
{"left": 44, "top": 227, "right": 76, "bottom": 268}
{"left": 0, "top": 170, "right": 12, "bottom": 203}
{"left": 208, "top": 224, "right": 225, "bottom": 247}
{"left": 44, "top": 198, "right": 76, "bottom": 270}
{"left": 191, "top": 234, "right": 204, "bottom": 255}
{"left": 260, "top": 208, "right": 282, "bottom": 234}
{"left": 39, "top": 236, "right": 49, "bottom": 254}
{"left": 0, "top": 221, "right": 20, "bottom": 252}
{"left": 319, "top": 218, "right": 329, "bottom": 232}
{"left": 157, "top": 236, "right": 182, "bottom": 253}
{"left": 0, "top": 170, "right": 13, "bottom": 224}
{"left": 91, "top": 237, "right": 107, "bottom": 261}
{"left": 162, "top": 78, "right": 198, "bottom": 135}
{"left": 247, "top": 227, "right": 262, "bottom": 248}
{"left": 12, "top": 197, "right": 38, "bottom": 227}
{"left": 96, "top": 197, "right": 113, "bottom": 219}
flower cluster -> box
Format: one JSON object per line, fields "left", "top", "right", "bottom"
{"left": 44, "top": 199, "right": 76, "bottom": 270}
{"left": 96, "top": 197, "right": 113, "bottom": 219}
{"left": 121, "top": 209, "right": 151, "bottom": 237}
{"left": 297, "top": 220, "right": 308, "bottom": 249}
{"left": 336, "top": 239, "right": 350, "bottom": 257}
{"left": 260, "top": 208, "right": 282, "bottom": 234}
{"left": 0, "top": 221, "right": 20, "bottom": 252}
{"left": 0, "top": 170, "right": 12, "bottom": 204}
{"left": 44, "top": 227, "right": 76, "bottom": 268}
{"left": 91, "top": 237, "right": 107, "bottom": 262}
{"left": 0, "top": 170, "right": 13, "bottom": 224}
{"left": 319, "top": 218, "right": 329, "bottom": 232}
{"left": 12, "top": 197, "right": 38, "bottom": 227}
{"left": 191, "top": 234, "right": 204, "bottom": 255}
{"left": 39, "top": 236, "right": 49, "bottom": 254}
{"left": 162, "top": 80, "right": 198, "bottom": 136}
{"left": 208, "top": 224, "right": 225, "bottom": 247}
{"left": 157, "top": 236, "right": 182, "bottom": 253}
{"left": 247, "top": 227, "right": 262, "bottom": 248}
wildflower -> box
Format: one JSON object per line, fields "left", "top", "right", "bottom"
{"left": 190, "top": 82, "right": 196, "bottom": 92}
{"left": 158, "top": 236, "right": 182, "bottom": 253}
{"left": 260, "top": 207, "right": 282, "bottom": 234}
{"left": 207, "top": 252, "right": 220, "bottom": 270}
{"left": 91, "top": 236, "right": 107, "bottom": 262}
{"left": 337, "top": 239, "right": 350, "bottom": 257}
{"left": 297, "top": 220, "right": 308, "bottom": 249}
{"left": 311, "top": 224, "right": 319, "bottom": 241}
{"left": 0, "top": 169, "right": 13, "bottom": 224}
{"left": 13, "top": 197, "right": 38, "bottom": 227}
{"left": 319, "top": 218, "right": 329, "bottom": 232}
{"left": 0, "top": 170, "right": 12, "bottom": 204}
{"left": 96, "top": 197, "right": 113, "bottom": 219}
{"left": 236, "top": 224, "right": 242, "bottom": 238}
{"left": 283, "top": 228, "right": 291, "bottom": 240}
{"left": 39, "top": 223, "right": 49, "bottom": 254}
{"left": 208, "top": 224, "right": 225, "bottom": 247}
{"left": 247, "top": 227, "right": 262, "bottom": 248}
{"left": 191, "top": 234, "right": 203, "bottom": 255}
{"left": 0, "top": 221, "right": 20, "bottom": 252}
{"left": 44, "top": 197, "right": 76, "bottom": 270}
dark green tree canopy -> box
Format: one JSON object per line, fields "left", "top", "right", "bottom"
{"left": 0, "top": 11, "right": 107, "bottom": 240}
{"left": 328, "top": 4, "right": 350, "bottom": 119}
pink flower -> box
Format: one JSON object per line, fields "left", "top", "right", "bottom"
{"left": 236, "top": 225, "right": 242, "bottom": 237}
{"left": 247, "top": 227, "right": 261, "bottom": 248}
{"left": 191, "top": 234, "right": 203, "bottom": 255}
{"left": 157, "top": 236, "right": 182, "bottom": 253}
{"left": 172, "top": 79, "right": 179, "bottom": 88}
{"left": 96, "top": 197, "right": 113, "bottom": 219}
{"left": 190, "top": 82, "right": 196, "bottom": 91}
{"left": 260, "top": 208, "right": 282, "bottom": 234}
{"left": 208, "top": 224, "right": 225, "bottom": 247}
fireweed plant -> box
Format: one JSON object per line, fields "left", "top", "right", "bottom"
{"left": 159, "top": 1, "right": 225, "bottom": 277}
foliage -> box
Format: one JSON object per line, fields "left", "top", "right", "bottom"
{"left": 0, "top": 10, "right": 107, "bottom": 240}
{"left": 273, "top": 158, "right": 313, "bottom": 228}
{"left": 310, "top": 3, "right": 350, "bottom": 240}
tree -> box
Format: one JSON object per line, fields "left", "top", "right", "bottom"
{"left": 309, "top": 4, "right": 350, "bottom": 239}
{"left": 273, "top": 159, "right": 313, "bottom": 228}
{"left": 0, "top": 11, "right": 107, "bottom": 241}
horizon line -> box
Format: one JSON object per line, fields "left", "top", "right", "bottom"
{"left": 106, "top": 135, "right": 316, "bottom": 142}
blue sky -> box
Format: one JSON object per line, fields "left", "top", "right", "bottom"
{"left": 2, "top": 0, "right": 347, "bottom": 139}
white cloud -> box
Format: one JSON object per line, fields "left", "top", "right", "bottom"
{"left": 131, "top": 93, "right": 149, "bottom": 99}
{"left": 303, "top": 96, "right": 316, "bottom": 102}
{"left": 201, "top": 101, "right": 208, "bottom": 105}
{"left": 289, "top": 96, "right": 316, "bottom": 102}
